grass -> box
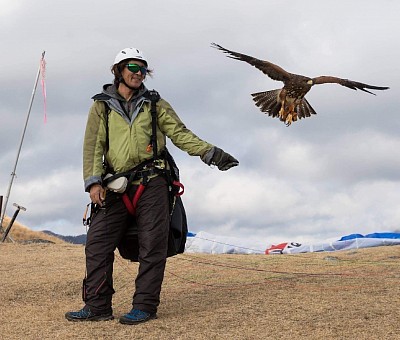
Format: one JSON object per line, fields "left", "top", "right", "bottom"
{"left": 1, "top": 216, "right": 64, "bottom": 244}
{"left": 1, "top": 237, "right": 399, "bottom": 339}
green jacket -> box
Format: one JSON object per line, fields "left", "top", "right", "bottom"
{"left": 83, "top": 85, "right": 213, "bottom": 191}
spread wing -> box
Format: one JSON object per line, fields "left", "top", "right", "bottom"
{"left": 312, "top": 76, "right": 389, "bottom": 95}
{"left": 211, "top": 43, "right": 291, "bottom": 82}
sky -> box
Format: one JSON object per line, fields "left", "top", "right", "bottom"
{"left": 1, "top": 0, "right": 399, "bottom": 245}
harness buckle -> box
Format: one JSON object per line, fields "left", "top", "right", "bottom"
{"left": 153, "top": 159, "right": 165, "bottom": 170}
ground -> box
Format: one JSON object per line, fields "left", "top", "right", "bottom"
{"left": 0, "top": 242, "right": 399, "bottom": 339}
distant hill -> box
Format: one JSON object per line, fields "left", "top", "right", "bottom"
{"left": 42, "top": 230, "right": 87, "bottom": 244}
{"left": 0, "top": 215, "right": 86, "bottom": 244}
{"left": 1, "top": 216, "right": 65, "bottom": 244}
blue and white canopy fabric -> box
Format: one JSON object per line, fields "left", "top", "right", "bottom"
{"left": 184, "top": 231, "right": 400, "bottom": 255}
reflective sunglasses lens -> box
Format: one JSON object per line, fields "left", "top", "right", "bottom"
{"left": 127, "top": 64, "right": 147, "bottom": 75}
{"left": 127, "top": 64, "right": 139, "bottom": 72}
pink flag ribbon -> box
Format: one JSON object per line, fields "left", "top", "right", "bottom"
{"left": 40, "top": 54, "right": 47, "bottom": 123}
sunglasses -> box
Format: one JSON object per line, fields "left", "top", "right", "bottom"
{"left": 126, "top": 63, "right": 147, "bottom": 75}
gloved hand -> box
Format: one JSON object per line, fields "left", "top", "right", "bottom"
{"left": 201, "top": 147, "right": 239, "bottom": 171}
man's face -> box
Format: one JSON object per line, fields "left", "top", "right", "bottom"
{"left": 121, "top": 59, "right": 147, "bottom": 89}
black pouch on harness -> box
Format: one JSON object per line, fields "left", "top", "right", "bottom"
{"left": 117, "top": 197, "right": 187, "bottom": 261}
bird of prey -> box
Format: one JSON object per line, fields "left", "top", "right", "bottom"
{"left": 211, "top": 43, "right": 389, "bottom": 126}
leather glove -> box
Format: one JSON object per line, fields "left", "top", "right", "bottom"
{"left": 201, "top": 147, "right": 239, "bottom": 171}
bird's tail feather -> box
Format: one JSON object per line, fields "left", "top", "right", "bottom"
{"left": 252, "top": 90, "right": 318, "bottom": 123}
{"left": 251, "top": 89, "right": 281, "bottom": 118}
{"left": 296, "top": 98, "right": 317, "bottom": 119}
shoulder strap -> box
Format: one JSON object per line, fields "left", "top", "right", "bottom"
{"left": 102, "top": 102, "right": 111, "bottom": 171}
{"left": 92, "top": 96, "right": 111, "bottom": 171}
{"left": 92, "top": 93, "right": 111, "bottom": 101}
{"left": 145, "top": 90, "right": 161, "bottom": 160}
{"left": 91, "top": 94, "right": 112, "bottom": 156}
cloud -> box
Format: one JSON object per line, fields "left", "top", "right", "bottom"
{"left": 0, "top": 0, "right": 21, "bottom": 18}
{"left": 1, "top": 0, "right": 399, "bottom": 245}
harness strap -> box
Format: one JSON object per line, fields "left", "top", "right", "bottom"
{"left": 147, "top": 90, "right": 160, "bottom": 160}
{"left": 122, "top": 176, "right": 183, "bottom": 216}
{"left": 82, "top": 202, "right": 98, "bottom": 227}
{"left": 122, "top": 176, "right": 148, "bottom": 215}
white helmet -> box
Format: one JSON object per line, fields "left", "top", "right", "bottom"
{"left": 113, "top": 47, "right": 148, "bottom": 66}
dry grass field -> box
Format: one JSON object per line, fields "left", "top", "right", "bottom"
{"left": 1, "top": 216, "right": 64, "bottom": 244}
{"left": 0, "top": 221, "right": 399, "bottom": 339}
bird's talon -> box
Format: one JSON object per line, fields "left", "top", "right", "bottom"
{"left": 285, "top": 113, "right": 293, "bottom": 126}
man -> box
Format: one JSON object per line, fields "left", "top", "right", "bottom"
{"left": 65, "top": 47, "right": 238, "bottom": 324}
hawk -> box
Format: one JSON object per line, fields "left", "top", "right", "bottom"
{"left": 212, "top": 43, "right": 389, "bottom": 126}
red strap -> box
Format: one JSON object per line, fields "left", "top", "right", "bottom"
{"left": 124, "top": 180, "right": 183, "bottom": 215}
{"left": 122, "top": 193, "right": 135, "bottom": 215}
{"left": 122, "top": 183, "right": 146, "bottom": 215}
{"left": 132, "top": 183, "right": 146, "bottom": 207}
{"left": 173, "top": 180, "right": 184, "bottom": 196}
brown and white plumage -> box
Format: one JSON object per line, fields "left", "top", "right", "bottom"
{"left": 211, "top": 43, "right": 389, "bottom": 126}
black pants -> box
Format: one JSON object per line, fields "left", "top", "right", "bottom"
{"left": 84, "top": 176, "right": 170, "bottom": 314}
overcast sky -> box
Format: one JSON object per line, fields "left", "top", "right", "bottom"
{"left": 1, "top": 0, "right": 399, "bottom": 245}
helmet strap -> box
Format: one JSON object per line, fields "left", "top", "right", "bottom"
{"left": 119, "top": 77, "right": 141, "bottom": 91}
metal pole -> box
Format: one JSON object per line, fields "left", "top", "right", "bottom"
{"left": 0, "top": 195, "right": 14, "bottom": 242}
{"left": 1, "top": 203, "right": 26, "bottom": 243}
{"left": 0, "top": 51, "right": 45, "bottom": 232}
{"left": 0, "top": 196, "right": 3, "bottom": 232}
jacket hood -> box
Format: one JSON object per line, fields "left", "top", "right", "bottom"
{"left": 101, "top": 83, "right": 148, "bottom": 102}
